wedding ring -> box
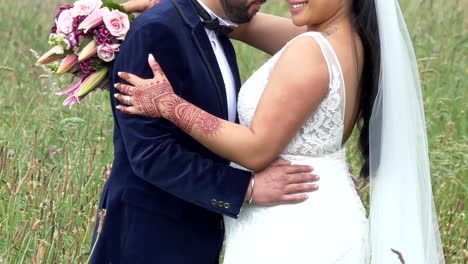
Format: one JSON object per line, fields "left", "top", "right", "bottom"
{"left": 126, "top": 96, "right": 132, "bottom": 105}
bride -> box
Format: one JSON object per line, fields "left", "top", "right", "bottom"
{"left": 117, "top": 0, "right": 444, "bottom": 263}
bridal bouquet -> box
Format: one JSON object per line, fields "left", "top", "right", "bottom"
{"left": 37, "top": 0, "right": 134, "bottom": 106}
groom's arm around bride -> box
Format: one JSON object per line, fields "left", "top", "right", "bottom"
{"left": 89, "top": 1, "right": 318, "bottom": 263}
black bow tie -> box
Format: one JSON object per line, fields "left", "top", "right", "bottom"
{"left": 191, "top": 0, "right": 234, "bottom": 36}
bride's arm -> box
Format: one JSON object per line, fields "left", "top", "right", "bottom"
{"left": 121, "top": 1, "right": 306, "bottom": 55}
{"left": 115, "top": 37, "right": 328, "bottom": 172}
{"left": 229, "top": 13, "right": 306, "bottom": 55}
{"left": 121, "top": 0, "right": 159, "bottom": 13}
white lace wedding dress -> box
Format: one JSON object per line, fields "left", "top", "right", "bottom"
{"left": 223, "top": 32, "right": 369, "bottom": 263}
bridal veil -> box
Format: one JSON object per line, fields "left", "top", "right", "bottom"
{"left": 369, "top": 0, "right": 445, "bottom": 263}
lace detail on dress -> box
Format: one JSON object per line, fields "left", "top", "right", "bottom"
{"left": 237, "top": 32, "right": 346, "bottom": 157}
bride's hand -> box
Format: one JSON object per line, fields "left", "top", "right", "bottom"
{"left": 121, "top": 0, "right": 160, "bottom": 13}
{"left": 114, "top": 54, "right": 175, "bottom": 118}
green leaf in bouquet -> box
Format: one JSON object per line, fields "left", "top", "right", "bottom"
{"left": 90, "top": 59, "right": 106, "bottom": 70}
{"left": 79, "top": 37, "right": 93, "bottom": 53}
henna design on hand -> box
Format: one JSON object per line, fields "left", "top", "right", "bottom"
{"left": 132, "top": 79, "right": 172, "bottom": 118}
{"left": 120, "top": 54, "right": 222, "bottom": 136}
{"left": 150, "top": 60, "right": 163, "bottom": 75}
{"left": 120, "top": 84, "right": 135, "bottom": 95}
{"left": 120, "top": 72, "right": 131, "bottom": 82}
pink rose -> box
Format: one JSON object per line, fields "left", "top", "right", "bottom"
{"left": 103, "top": 10, "right": 130, "bottom": 40}
{"left": 71, "top": 0, "right": 103, "bottom": 17}
{"left": 56, "top": 9, "right": 74, "bottom": 35}
{"left": 97, "top": 43, "right": 120, "bottom": 62}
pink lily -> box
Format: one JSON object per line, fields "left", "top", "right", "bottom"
{"left": 37, "top": 46, "right": 66, "bottom": 64}
{"left": 77, "top": 67, "right": 109, "bottom": 97}
{"left": 78, "top": 7, "right": 110, "bottom": 33}
{"left": 56, "top": 74, "right": 90, "bottom": 107}
{"left": 78, "top": 40, "right": 98, "bottom": 62}
{"left": 56, "top": 54, "right": 78, "bottom": 74}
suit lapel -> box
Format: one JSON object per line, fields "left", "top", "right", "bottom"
{"left": 191, "top": 26, "right": 228, "bottom": 119}
{"left": 171, "top": 0, "right": 228, "bottom": 120}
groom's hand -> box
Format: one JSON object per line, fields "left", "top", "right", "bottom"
{"left": 248, "top": 158, "right": 319, "bottom": 206}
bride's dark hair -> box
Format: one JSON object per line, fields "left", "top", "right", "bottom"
{"left": 351, "top": 0, "right": 380, "bottom": 178}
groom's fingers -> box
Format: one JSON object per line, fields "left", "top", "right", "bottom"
{"left": 118, "top": 71, "right": 143, "bottom": 85}
{"left": 284, "top": 183, "right": 319, "bottom": 194}
{"left": 281, "top": 194, "right": 309, "bottom": 204}
{"left": 282, "top": 164, "right": 314, "bottom": 174}
{"left": 287, "top": 173, "right": 320, "bottom": 184}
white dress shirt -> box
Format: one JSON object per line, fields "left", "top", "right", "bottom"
{"left": 196, "top": 0, "right": 238, "bottom": 122}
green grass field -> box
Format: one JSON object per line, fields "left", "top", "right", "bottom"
{"left": 0, "top": 0, "right": 466, "bottom": 263}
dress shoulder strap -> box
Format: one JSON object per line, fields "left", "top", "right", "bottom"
{"left": 292, "top": 31, "right": 346, "bottom": 119}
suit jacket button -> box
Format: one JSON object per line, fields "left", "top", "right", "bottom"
{"left": 211, "top": 199, "right": 217, "bottom": 206}
{"left": 224, "top": 202, "right": 230, "bottom": 209}
{"left": 218, "top": 201, "right": 224, "bottom": 207}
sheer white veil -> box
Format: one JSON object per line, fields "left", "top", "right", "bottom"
{"left": 369, "top": 0, "right": 445, "bottom": 263}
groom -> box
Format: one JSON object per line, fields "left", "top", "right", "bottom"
{"left": 90, "top": 0, "right": 319, "bottom": 263}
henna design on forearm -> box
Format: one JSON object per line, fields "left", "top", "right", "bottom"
{"left": 160, "top": 95, "right": 223, "bottom": 136}
{"left": 195, "top": 112, "right": 223, "bottom": 136}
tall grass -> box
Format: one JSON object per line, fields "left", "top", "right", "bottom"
{"left": 0, "top": 0, "right": 466, "bottom": 263}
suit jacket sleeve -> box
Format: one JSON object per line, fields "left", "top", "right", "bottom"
{"left": 111, "top": 21, "right": 251, "bottom": 218}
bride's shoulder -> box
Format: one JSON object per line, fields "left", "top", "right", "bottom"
{"left": 277, "top": 31, "right": 326, "bottom": 59}
{"left": 277, "top": 32, "right": 328, "bottom": 73}
{"left": 270, "top": 32, "right": 329, "bottom": 94}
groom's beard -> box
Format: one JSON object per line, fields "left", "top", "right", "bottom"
{"left": 220, "top": 0, "right": 267, "bottom": 23}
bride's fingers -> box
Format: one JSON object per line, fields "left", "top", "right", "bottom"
{"left": 114, "top": 83, "right": 136, "bottom": 96}
{"left": 116, "top": 105, "right": 142, "bottom": 115}
{"left": 148, "top": 54, "right": 166, "bottom": 79}
{"left": 118, "top": 71, "right": 144, "bottom": 86}
{"left": 114, "top": 93, "right": 133, "bottom": 106}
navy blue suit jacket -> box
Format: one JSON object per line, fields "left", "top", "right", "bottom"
{"left": 89, "top": 0, "right": 252, "bottom": 263}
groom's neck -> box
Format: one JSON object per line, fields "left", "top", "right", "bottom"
{"left": 200, "top": 0, "right": 227, "bottom": 19}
